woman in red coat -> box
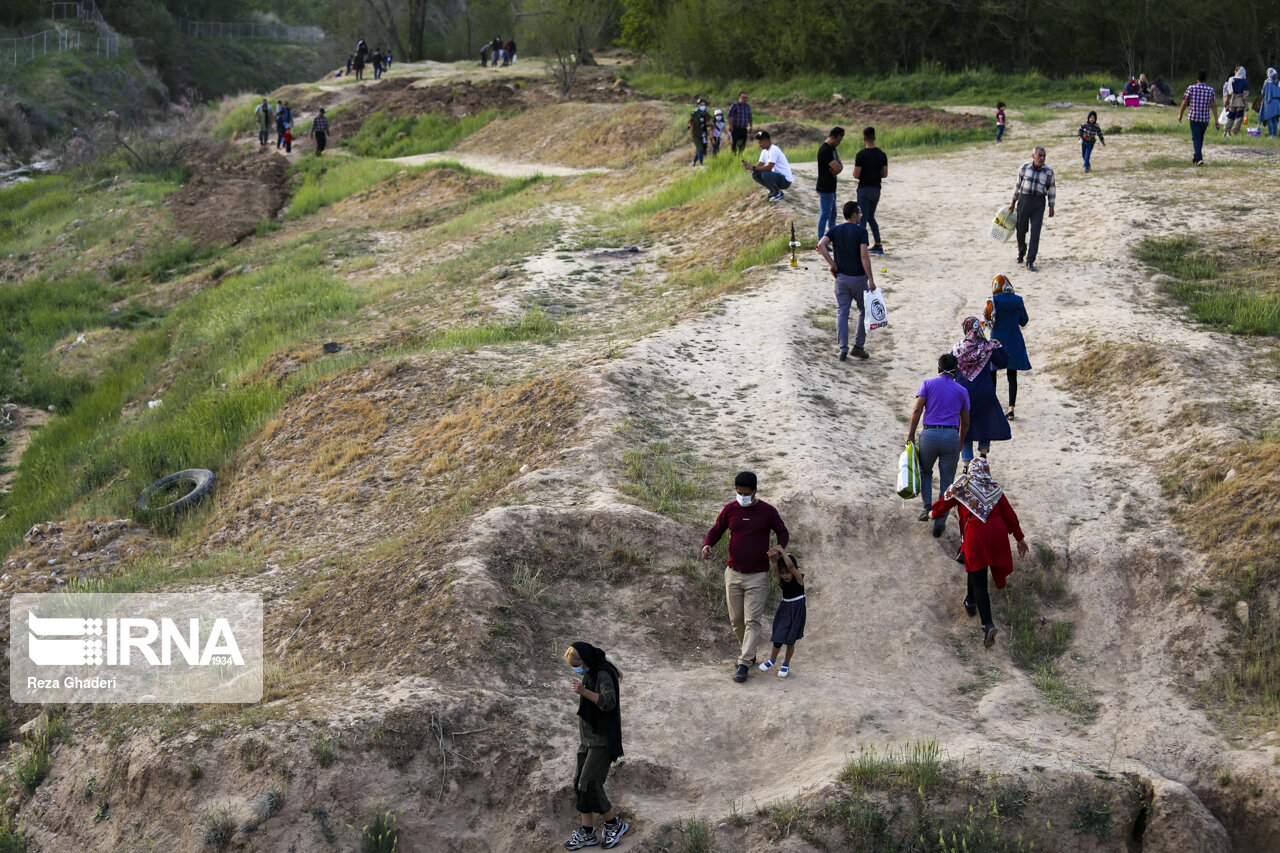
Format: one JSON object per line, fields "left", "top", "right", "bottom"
{"left": 930, "top": 457, "right": 1028, "bottom": 649}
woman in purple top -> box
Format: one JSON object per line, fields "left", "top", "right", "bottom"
{"left": 906, "top": 353, "right": 971, "bottom": 537}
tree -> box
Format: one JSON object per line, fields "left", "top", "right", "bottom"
{"left": 524, "top": 0, "right": 618, "bottom": 93}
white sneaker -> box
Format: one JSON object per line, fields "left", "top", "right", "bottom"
{"left": 778, "top": 664, "right": 790, "bottom": 678}
{"left": 758, "top": 659, "right": 776, "bottom": 672}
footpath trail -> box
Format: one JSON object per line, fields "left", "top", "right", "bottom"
{"left": 538, "top": 123, "right": 1280, "bottom": 839}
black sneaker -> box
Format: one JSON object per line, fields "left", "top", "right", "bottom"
{"left": 850, "top": 346, "right": 869, "bottom": 360}
{"left": 602, "top": 819, "right": 630, "bottom": 849}
{"left": 869, "top": 245, "right": 885, "bottom": 255}
{"left": 1025, "top": 261, "right": 1037, "bottom": 272}
{"left": 983, "top": 626, "right": 998, "bottom": 649}
{"left": 932, "top": 520, "right": 945, "bottom": 538}
{"left": 1016, "top": 255, "right": 1023, "bottom": 265}
{"left": 839, "top": 349, "right": 848, "bottom": 361}
{"left": 565, "top": 827, "right": 600, "bottom": 849}
{"left": 963, "top": 599, "right": 977, "bottom": 618}
{"left": 733, "top": 664, "right": 749, "bottom": 683}
{"left": 917, "top": 510, "right": 931, "bottom": 522}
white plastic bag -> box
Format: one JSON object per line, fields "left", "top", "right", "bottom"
{"left": 897, "top": 441, "right": 920, "bottom": 499}
{"left": 1219, "top": 107, "right": 1230, "bottom": 125}
{"left": 990, "top": 205, "right": 1016, "bottom": 243}
{"left": 864, "top": 287, "right": 888, "bottom": 333}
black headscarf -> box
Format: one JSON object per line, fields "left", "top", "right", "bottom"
{"left": 571, "top": 641, "right": 624, "bottom": 762}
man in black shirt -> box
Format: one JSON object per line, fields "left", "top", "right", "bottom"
{"left": 816, "top": 201, "right": 878, "bottom": 361}
{"left": 815, "top": 127, "right": 845, "bottom": 239}
{"left": 853, "top": 126, "right": 888, "bottom": 254}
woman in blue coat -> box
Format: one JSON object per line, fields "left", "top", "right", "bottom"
{"left": 1261, "top": 68, "right": 1280, "bottom": 137}
{"left": 984, "top": 275, "right": 1030, "bottom": 419}
{"left": 954, "top": 316, "right": 1010, "bottom": 464}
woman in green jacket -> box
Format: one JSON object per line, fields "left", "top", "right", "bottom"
{"left": 563, "top": 642, "right": 630, "bottom": 850}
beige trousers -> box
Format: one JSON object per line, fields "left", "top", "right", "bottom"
{"left": 725, "top": 567, "right": 770, "bottom": 667}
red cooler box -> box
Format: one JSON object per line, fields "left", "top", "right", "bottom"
{"left": 1123, "top": 94, "right": 1140, "bottom": 107}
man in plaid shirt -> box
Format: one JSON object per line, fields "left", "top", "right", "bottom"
{"left": 311, "top": 108, "right": 330, "bottom": 156}
{"left": 1178, "top": 70, "right": 1220, "bottom": 165}
{"left": 1008, "top": 147, "right": 1055, "bottom": 272}
{"left": 727, "top": 92, "right": 753, "bottom": 155}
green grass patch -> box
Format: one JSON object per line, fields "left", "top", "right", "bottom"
{"left": 213, "top": 102, "right": 258, "bottom": 141}
{"left": 626, "top": 65, "right": 1113, "bottom": 107}
{"left": 0, "top": 248, "right": 364, "bottom": 557}
{"left": 840, "top": 739, "right": 946, "bottom": 795}
{"left": 620, "top": 439, "right": 714, "bottom": 520}
{"left": 624, "top": 152, "right": 741, "bottom": 219}
{"left": 1138, "top": 235, "right": 1280, "bottom": 336}
{"left": 286, "top": 157, "right": 417, "bottom": 219}
{"left": 997, "top": 546, "right": 1096, "bottom": 723}
{"left": 344, "top": 109, "right": 501, "bottom": 158}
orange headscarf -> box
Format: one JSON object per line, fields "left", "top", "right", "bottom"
{"left": 984, "top": 275, "right": 1015, "bottom": 323}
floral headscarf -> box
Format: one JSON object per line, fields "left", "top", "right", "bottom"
{"left": 953, "top": 316, "right": 1001, "bottom": 381}
{"left": 1268, "top": 68, "right": 1279, "bottom": 86}
{"left": 944, "top": 457, "right": 1004, "bottom": 522}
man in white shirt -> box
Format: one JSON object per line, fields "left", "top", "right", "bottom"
{"left": 742, "top": 130, "right": 793, "bottom": 202}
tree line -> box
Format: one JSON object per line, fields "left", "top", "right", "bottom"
{"left": 620, "top": 0, "right": 1278, "bottom": 81}
{"left": 7, "top": 0, "right": 1276, "bottom": 82}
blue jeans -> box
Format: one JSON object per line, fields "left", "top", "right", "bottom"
{"left": 960, "top": 440, "right": 991, "bottom": 463}
{"left": 834, "top": 274, "right": 867, "bottom": 351}
{"left": 817, "top": 192, "right": 837, "bottom": 238}
{"left": 1268, "top": 117, "right": 1278, "bottom": 136}
{"left": 857, "top": 186, "right": 881, "bottom": 245}
{"left": 918, "top": 427, "right": 961, "bottom": 522}
{"left": 1081, "top": 141, "right": 1094, "bottom": 170}
{"left": 752, "top": 170, "right": 791, "bottom": 195}
{"left": 1190, "top": 120, "right": 1207, "bottom": 162}
{"left": 996, "top": 124, "right": 1005, "bottom": 142}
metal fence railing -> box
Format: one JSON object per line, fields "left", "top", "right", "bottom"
{"left": 173, "top": 18, "right": 325, "bottom": 44}
{"left": 2, "top": 29, "right": 81, "bottom": 66}
{"left": 0, "top": 0, "right": 120, "bottom": 65}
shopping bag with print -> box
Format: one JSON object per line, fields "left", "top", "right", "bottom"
{"left": 897, "top": 441, "right": 920, "bottom": 499}
{"left": 864, "top": 287, "right": 889, "bottom": 334}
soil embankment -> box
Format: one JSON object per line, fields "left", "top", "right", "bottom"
{"left": 4, "top": 61, "right": 1278, "bottom": 851}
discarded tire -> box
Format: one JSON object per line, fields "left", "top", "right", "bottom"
{"left": 136, "top": 469, "right": 216, "bottom": 513}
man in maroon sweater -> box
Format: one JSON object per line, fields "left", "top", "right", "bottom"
{"left": 701, "top": 471, "right": 790, "bottom": 683}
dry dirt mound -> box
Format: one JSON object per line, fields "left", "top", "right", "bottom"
{"left": 756, "top": 94, "right": 988, "bottom": 129}
{"left": 328, "top": 78, "right": 549, "bottom": 138}
{"left": 168, "top": 145, "right": 289, "bottom": 248}
{"left": 454, "top": 100, "right": 681, "bottom": 168}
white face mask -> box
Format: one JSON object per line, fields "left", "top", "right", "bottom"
{"left": 736, "top": 493, "right": 753, "bottom": 507}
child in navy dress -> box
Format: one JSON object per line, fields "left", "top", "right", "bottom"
{"left": 758, "top": 552, "right": 805, "bottom": 678}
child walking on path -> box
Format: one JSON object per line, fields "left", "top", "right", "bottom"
{"left": 758, "top": 553, "right": 805, "bottom": 678}
{"left": 996, "top": 102, "right": 1006, "bottom": 142}
{"left": 1077, "top": 111, "right": 1106, "bottom": 172}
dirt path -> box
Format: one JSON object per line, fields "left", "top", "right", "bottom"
{"left": 532, "top": 122, "right": 1280, "bottom": 840}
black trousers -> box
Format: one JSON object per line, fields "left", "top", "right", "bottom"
{"left": 1006, "top": 369, "right": 1018, "bottom": 408}
{"left": 1015, "top": 193, "right": 1046, "bottom": 263}
{"left": 574, "top": 748, "right": 612, "bottom": 814}
{"left": 966, "top": 566, "right": 993, "bottom": 628}
{"left": 731, "top": 128, "right": 748, "bottom": 154}
{"left": 314, "top": 131, "right": 326, "bottom": 154}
